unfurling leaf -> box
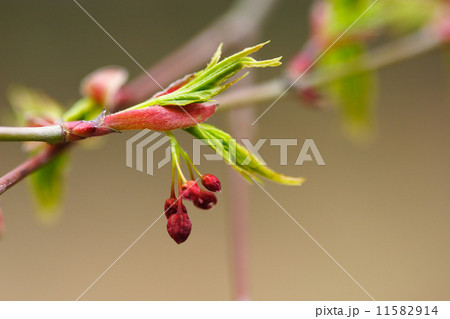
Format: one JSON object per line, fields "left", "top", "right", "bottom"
{"left": 29, "top": 151, "right": 69, "bottom": 223}
{"left": 324, "top": 0, "right": 441, "bottom": 40}
{"left": 127, "top": 42, "right": 281, "bottom": 110}
{"left": 321, "top": 44, "right": 376, "bottom": 142}
{"left": 184, "top": 124, "right": 304, "bottom": 186}
{"left": 8, "top": 86, "right": 63, "bottom": 126}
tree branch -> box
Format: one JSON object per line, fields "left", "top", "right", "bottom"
{"left": 0, "top": 0, "right": 280, "bottom": 209}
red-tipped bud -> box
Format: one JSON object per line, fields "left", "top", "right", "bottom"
{"left": 80, "top": 66, "right": 128, "bottom": 108}
{"left": 180, "top": 180, "right": 201, "bottom": 201}
{"left": 62, "top": 120, "right": 116, "bottom": 142}
{"left": 309, "top": 0, "right": 329, "bottom": 38}
{"left": 201, "top": 174, "right": 221, "bottom": 192}
{"left": 194, "top": 190, "right": 217, "bottom": 210}
{"left": 288, "top": 40, "right": 320, "bottom": 78}
{"left": 437, "top": 17, "right": 450, "bottom": 42}
{"left": 299, "top": 87, "right": 324, "bottom": 109}
{"left": 164, "top": 198, "right": 177, "bottom": 218}
{"left": 167, "top": 212, "right": 192, "bottom": 244}
{"left": 164, "top": 198, "right": 187, "bottom": 218}
{"left": 102, "top": 103, "right": 216, "bottom": 132}
{"left": 152, "top": 74, "right": 195, "bottom": 98}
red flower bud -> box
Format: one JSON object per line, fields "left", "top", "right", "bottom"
{"left": 298, "top": 87, "right": 324, "bottom": 109}
{"left": 201, "top": 174, "right": 221, "bottom": 192}
{"left": 309, "top": 0, "right": 328, "bottom": 38}
{"left": 62, "top": 120, "right": 116, "bottom": 142}
{"left": 80, "top": 66, "right": 128, "bottom": 108}
{"left": 437, "top": 17, "right": 450, "bottom": 42}
{"left": 167, "top": 212, "right": 192, "bottom": 244}
{"left": 102, "top": 102, "right": 216, "bottom": 132}
{"left": 180, "top": 180, "right": 201, "bottom": 201}
{"left": 164, "top": 198, "right": 186, "bottom": 219}
{"left": 194, "top": 190, "right": 217, "bottom": 210}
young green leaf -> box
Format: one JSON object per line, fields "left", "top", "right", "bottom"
{"left": 184, "top": 124, "right": 304, "bottom": 186}
{"left": 324, "top": 0, "right": 440, "bottom": 39}
{"left": 320, "top": 44, "right": 376, "bottom": 141}
{"left": 8, "top": 86, "right": 63, "bottom": 126}
{"left": 29, "top": 151, "right": 69, "bottom": 223}
{"left": 126, "top": 42, "right": 281, "bottom": 110}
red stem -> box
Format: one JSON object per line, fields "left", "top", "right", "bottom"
{"left": 226, "top": 65, "right": 256, "bottom": 301}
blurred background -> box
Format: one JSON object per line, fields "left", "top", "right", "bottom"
{"left": 0, "top": 0, "right": 449, "bottom": 300}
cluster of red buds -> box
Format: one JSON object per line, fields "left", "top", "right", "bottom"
{"left": 163, "top": 131, "right": 222, "bottom": 244}
{"left": 165, "top": 173, "right": 221, "bottom": 244}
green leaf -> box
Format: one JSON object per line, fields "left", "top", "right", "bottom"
{"left": 372, "top": 0, "right": 440, "bottom": 35}
{"left": 184, "top": 124, "right": 304, "bottom": 186}
{"left": 325, "top": 0, "right": 441, "bottom": 38}
{"left": 320, "top": 44, "right": 376, "bottom": 141}
{"left": 29, "top": 151, "right": 69, "bottom": 223}
{"left": 126, "top": 42, "right": 281, "bottom": 110}
{"left": 63, "top": 98, "right": 103, "bottom": 122}
{"left": 8, "top": 86, "right": 63, "bottom": 126}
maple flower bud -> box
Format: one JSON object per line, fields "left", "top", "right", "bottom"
{"left": 164, "top": 198, "right": 177, "bottom": 218}
{"left": 180, "top": 180, "right": 201, "bottom": 201}
{"left": 167, "top": 212, "right": 192, "bottom": 244}
{"left": 80, "top": 66, "right": 128, "bottom": 108}
{"left": 102, "top": 103, "right": 216, "bottom": 132}
{"left": 201, "top": 174, "right": 221, "bottom": 192}
{"left": 437, "top": 17, "right": 450, "bottom": 42}
{"left": 62, "top": 120, "right": 115, "bottom": 141}
{"left": 194, "top": 190, "right": 217, "bottom": 210}
{"left": 164, "top": 198, "right": 186, "bottom": 219}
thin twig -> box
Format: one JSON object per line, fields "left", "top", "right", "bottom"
{"left": 0, "top": 126, "right": 63, "bottom": 143}
{"left": 227, "top": 74, "right": 256, "bottom": 301}
{"left": 217, "top": 28, "right": 444, "bottom": 110}
{"left": 300, "top": 28, "right": 443, "bottom": 89}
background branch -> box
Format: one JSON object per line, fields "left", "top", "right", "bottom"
{"left": 112, "top": 0, "right": 280, "bottom": 111}
{"left": 217, "top": 27, "right": 444, "bottom": 110}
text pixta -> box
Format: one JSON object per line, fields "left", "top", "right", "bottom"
{"left": 315, "top": 306, "right": 360, "bottom": 318}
